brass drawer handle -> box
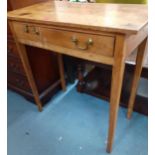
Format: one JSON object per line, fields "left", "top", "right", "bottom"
{"left": 71, "top": 36, "right": 93, "bottom": 50}
{"left": 23, "top": 25, "right": 29, "bottom": 33}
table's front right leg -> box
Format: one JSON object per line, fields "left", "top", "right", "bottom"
{"left": 106, "top": 35, "right": 126, "bottom": 153}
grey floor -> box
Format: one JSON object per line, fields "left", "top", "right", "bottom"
{"left": 7, "top": 84, "right": 148, "bottom": 155}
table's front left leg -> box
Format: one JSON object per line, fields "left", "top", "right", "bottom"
{"left": 9, "top": 22, "right": 43, "bottom": 112}
{"left": 106, "top": 35, "right": 126, "bottom": 153}
{"left": 16, "top": 43, "right": 43, "bottom": 111}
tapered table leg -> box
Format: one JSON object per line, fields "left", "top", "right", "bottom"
{"left": 57, "top": 54, "right": 66, "bottom": 91}
{"left": 127, "top": 38, "right": 147, "bottom": 119}
{"left": 9, "top": 21, "right": 42, "bottom": 111}
{"left": 15, "top": 43, "right": 43, "bottom": 111}
{"left": 106, "top": 35, "right": 126, "bottom": 153}
{"left": 77, "top": 63, "right": 85, "bottom": 92}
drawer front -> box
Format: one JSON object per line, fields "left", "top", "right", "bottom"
{"left": 8, "top": 56, "right": 25, "bottom": 75}
{"left": 8, "top": 72, "right": 31, "bottom": 92}
{"left": 41, "top": 28, "right": 115, "bottom": 57}
{"left": 11, "top": 22, "right": 42, "bottom": 45}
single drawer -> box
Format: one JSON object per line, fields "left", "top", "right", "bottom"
{"left": 8, "top": 56, "right": 25, "bottom": 75}
{"left": 41, "top": 28, "right": 115, "bottom": 57}
{"left": 11, "top": 22, "right": 42, "bottom": 46}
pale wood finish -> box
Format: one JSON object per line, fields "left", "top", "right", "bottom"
{"left": 7, "top": 1, "right": 148, "bottom": 153}
{"left": 127, "top": 38, "right": 148, "bottom": 119}
{"left": 126, "top": 49, "right": 148, "bottom": 68}
{"left": 9, "top": 21, "right": 43, "bottom": 112}
{"left": 11, "top": 22, "right": 42, "bottom": 46}
{"left": 7, "top": 1, "right": 147, "bottom": 34}
{"left": 10, "top": 21, "right": 115, "bottom": 65}
{"left": 126, "top": 25, "right": 148, "bottom": 57}
{"left": 12, "top": 21, "right": 115, "bottom": 57}
{"left": 107, "top": 35, "right": 126, "bottom": 153}
{"left": 41, "top": 27, "right": 115, "bottom": 57}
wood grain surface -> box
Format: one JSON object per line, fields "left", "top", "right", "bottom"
{"left": 7, "top": 1, "right": 147, "bottom": 34}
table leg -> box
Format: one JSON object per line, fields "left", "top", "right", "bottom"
{"left": 77, "top": 63, "right": 85, "bottom": 92}
{"left": 106, "top": 63, "right": 125, "bottom": 153}
{"left": 106, "top": 35, "right": 126, "bottom": 153}
{"left": 9, "top": 21, "right": 43, "bottom": 111}
{"left": 57, "top": 54, "right": 66, "bottom": 91}
{"left": 127, "top": 38, "right": 147, "bottom": 119}
{"left": 15, "top": 43, "right": 43, "bottom": 111}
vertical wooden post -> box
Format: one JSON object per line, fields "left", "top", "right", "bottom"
{"left": 77, "top": 63, "right": 85, "bottom": 92}
{"left": 9, "top": 21, "right": 43, "bottom": 111}
{"left": 127, "top": 38, "right": 147, "bottom": 119}
{"left": 57, "top": 54, "right": 66, "bottom": 91}
{"left": 106, "top": 35, "right": 126, "bottom": 153}
{"left": 9, "top": 22, "right": 42, "bottom": 111}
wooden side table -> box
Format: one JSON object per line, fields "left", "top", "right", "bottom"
{"left": 7, "top": 1, "right": 148, "bottom": 152}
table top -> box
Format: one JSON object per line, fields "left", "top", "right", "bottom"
{"left": 7, "top": 1, "right": 147, "bottom": 34}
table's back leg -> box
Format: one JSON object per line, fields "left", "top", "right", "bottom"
{"left": 9, "top": 22, "right": 43, "bottom": 112}
{"left": 77, "top": 63, "right": 85, "bottom": 92}
{"left": 57, "top": 54, "right": 66, "bottom": 91}
{"left": 106, "top": 35, "right": 126, "bottom": 153}
{"left": 127, "top": 38, "right": 148, "bottom": 119}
